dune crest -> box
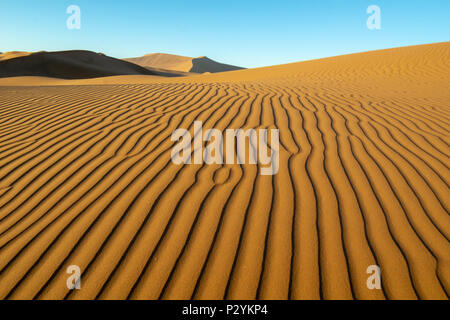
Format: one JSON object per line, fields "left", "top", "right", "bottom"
{"left": 124, "top": 53, "right": 244, "bottom": 74}
{"left": 0, "top": 50, "right": 192, "bottom": 79}
{"left": 0, "top": 51, "right": 34, "bottom": 61}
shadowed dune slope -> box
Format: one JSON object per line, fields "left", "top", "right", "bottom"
{"left": 124, "top": 53, "right": 244, "bottom": 73}
{"left": 0, "top": 42, "right": 449, "bottom": 300}
{"left": 0, "top": 50, "right": 190, "bottom": 79}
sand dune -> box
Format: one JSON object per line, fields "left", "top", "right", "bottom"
{"left": 0, "top": 50, "right": 189, "bottom": 79}
{"left": 0, "top": 42, "right": 449, "bottom": 300}
{"left": 124, "top": 53, "right": 244, "bottom": 73}
{"left": 0, "top": 51, "right": 34, "bottom": 61}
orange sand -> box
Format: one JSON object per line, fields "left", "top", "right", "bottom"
{"left": 0, "top": 42, "right": 449, "bottom": 300}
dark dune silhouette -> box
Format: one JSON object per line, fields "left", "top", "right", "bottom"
{"left": 0, "top": 50, "right": 186, "bottom": 79}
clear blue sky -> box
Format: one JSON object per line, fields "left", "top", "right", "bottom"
{"left": 1, "top": 0, "right": 449, "bottom": 68}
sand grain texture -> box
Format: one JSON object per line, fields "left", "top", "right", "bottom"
{"left": 0, "top": 43, "right": 449, "bottom": 300}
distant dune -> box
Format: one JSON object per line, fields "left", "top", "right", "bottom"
{"left": 124, "top": 53, "right": 245, "bottom": 74}
{"left": 0, "top": 50, "right": 190, "bottom": 79}
{"left": 0, "top": 51, "right": 34, "bottom": 61}
{"left": 0, "top": 43, "right": 449, "bottom": 300}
